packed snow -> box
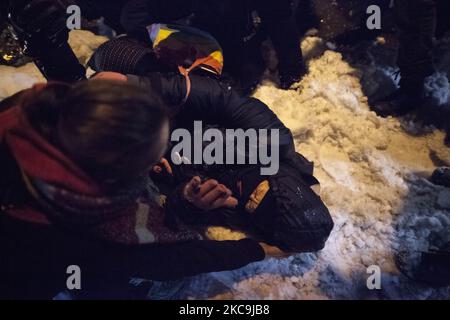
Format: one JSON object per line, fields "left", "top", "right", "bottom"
{"left": 0, "top": 30, "right": 449, "bottom": 300}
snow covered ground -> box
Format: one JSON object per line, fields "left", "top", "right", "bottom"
{"left": 1, "top": 30, "right": 449, "bottom": 300}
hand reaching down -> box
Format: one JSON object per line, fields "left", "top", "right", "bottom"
{"left": 183, "top": 176, "right": 238, "bottom": 211}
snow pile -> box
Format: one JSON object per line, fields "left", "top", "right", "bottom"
{"left": 190, "top": 41, "right": 450, "bottom": 300}
{"left": 1, "top": 30, "right": 449, "bottom": 299}
{"left": 0, "top": 62, "right": 42, "bottom": 100}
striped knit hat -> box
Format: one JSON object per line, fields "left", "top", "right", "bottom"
{"left": 88, "top": 36, "right": 161, "bottom": 75}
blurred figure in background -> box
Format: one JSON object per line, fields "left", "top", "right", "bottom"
{"left": 373, "top": 0, "right": 443, "bottom": 117}
{"left": 60, "top": 0, "right": 307, "bottom": 94}
{"left": 119, "top": 0, "right": 307, "bottom": 93}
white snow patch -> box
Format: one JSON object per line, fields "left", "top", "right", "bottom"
{"left": 424, "top": 72, "right": 450, "bottom": 106}
{"left": 200, "top": 47, "right": 450, "bottom": 300}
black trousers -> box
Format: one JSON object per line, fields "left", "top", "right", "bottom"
{"left": 394, "top": 0, "right": 437, "bottom": 89}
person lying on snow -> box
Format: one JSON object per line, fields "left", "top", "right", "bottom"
{"left": 0, "top": 75, "right": 333, "bottom": 300}
{"left": 0, "top": 1, "right": 333, "bottom": 300}
{"left": 0, "top": 81, "right": 260, "bottom": 299}
{"left": 88, "top": 31, "right": 333, "bottom": 252}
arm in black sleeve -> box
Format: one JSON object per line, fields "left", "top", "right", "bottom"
{"left": 127, "top": 73, "right": 296, "bottom": 159}
{"left": 52, "top": 226, "right": 265, "bottom": 285}
{"left": 91, "top": 238, "right": 264, "bottom": 282}
{"left": 79, "top": 187, "right": 264, "bottom": 282}
{"left": 0, "top": 214, "right": 264, "bottom": 298}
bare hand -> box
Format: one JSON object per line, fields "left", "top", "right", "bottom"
{"left": 259, "top": 243, "right": 292, "bottom": 259}
{"left": 92, "top": 72, "right": 127, "bottom": 82}
{"left": 183, "top": 177, "right": 238, "bottom": 211}
{"left": 152, "top": 158, "right": 173, "bottom": 175}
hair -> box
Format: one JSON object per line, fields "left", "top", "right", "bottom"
{"left": 23, "top": 80, "right": 168, "bottom": 190}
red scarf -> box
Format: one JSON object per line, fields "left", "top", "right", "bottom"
{"left": 0, "top": 84, "right": 200, "bottom": 244}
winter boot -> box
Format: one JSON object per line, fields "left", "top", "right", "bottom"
{"left": 430, "top": 167, "right": 450, "bottom": 188}
{"left": 372, "top": 84, "right": 425, "bottom": 118}
{"left": 396, "top": 247, "right": 450, "bottom": 288}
